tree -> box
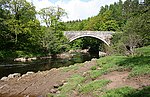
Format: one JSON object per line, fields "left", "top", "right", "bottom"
{"left": 38, "top": 6, "right": 68, "bottom": 55}
{"left": 0, "top": 0, "right": 42, "bottom": 53}
{"left": 38, "top": 6, "right": 67, "bottom": 28}
{"left": 0, "top": 0, "right": 12, "bottom": 50}
{"left": 6, "top": 0, "right": 37, "bottom": 44}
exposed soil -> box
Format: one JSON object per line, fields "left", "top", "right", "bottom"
{"left": 0, "top": 59, "right": 150, "bottom": 97}
{"left": 99, "top": 71, "right": 150, "bottom": 90}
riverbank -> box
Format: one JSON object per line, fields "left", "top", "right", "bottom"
{"left": 0, "top": 46, "right": 150, "bottom": 97}
{"left": 0, "top": 59, "right": 97, "bottom": 97}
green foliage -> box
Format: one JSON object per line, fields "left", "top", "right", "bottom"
{"left": 38, "top": 6, "right": 67, "bottom": 27}
{"left": 70, "top": 39, "right": 83, "bottom": 49}
{"left": 0, "top": 0, "right": 149, "bottom": 59}
{"left": 79, "top": 80, "right": 110, "bottom": 93}
{"left": 111, "top": 0, "right": 150, "bottom": 55}
{"left": 64, "top": 0, "right": 150, "bottom": 55}
{"left": 0, "top": 0, "right": 43, "bottom": 58}
{"left": 38, "top": 6, "right": 68, "bottom": 55}
{"left": 64, "top": 0, "right": 123, "bottom": 31}
{"left": 0, "top": 1, "right": 68, "bottom": 58}
{"left": 102, "top": 87, "right": 135, "bottom": 97}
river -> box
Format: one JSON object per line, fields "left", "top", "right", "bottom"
{"left": 0, "top": 52, "right": 98, "bottom": 78}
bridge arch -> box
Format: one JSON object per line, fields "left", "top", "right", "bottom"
{"left": 64, "top": 31, "right": 114, "bottom": 46}
{"left": 69, "top": 35, "right": 109, "bottom": 46}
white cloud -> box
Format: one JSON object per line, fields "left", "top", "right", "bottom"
{"left": 27, "top": 0, "right": 125, "bottom": 21}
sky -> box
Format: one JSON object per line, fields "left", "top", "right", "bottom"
{"left": 27, "top": 0, "right": 125, "bottom": 21}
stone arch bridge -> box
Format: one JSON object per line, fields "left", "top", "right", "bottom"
{"left": 64, "top": 31, "right": 115, "bottom": 46}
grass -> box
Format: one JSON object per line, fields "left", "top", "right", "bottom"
{"left": 53, "top": 75, "right": 110, "bottom": 97}
{"left": 102, "top": 86, "right": 150, "bottom": 97}
{"left": 79, "top": 79, "right": 110, "bottom": 93}
{"left": 89, "top": 69, "right": 108, "bottom": 79}
{"left": 102, "top": 87, "right": 135, "bottom": 97}
{"left": 117, "top": 56, "right": 150, "bottom": 76}
{"left": 94, "top": 46, "right": 150, "bottom": 77}
{"left": 128, "top": 86, "right": 150, "bottom": 97}
{"left": 129, "top": 64, "right": 150, "bottom": 77}
{"left": 57, "top": 74, "right": 85, "bottom": 96}
{"left": 135, "top": 45, "right": 150, "bottom": 56}
{"left": 90, "top": 65, "right": 97, "bottom": 70}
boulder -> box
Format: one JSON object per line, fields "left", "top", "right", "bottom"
{"left": 53, "top": 83, "right": 63, "bottom": 88}
{"left": 26, "top": 71, "right": 34, "bottom": 75}
{"left": 27, "top": 57, "right": 37, "bottom": 61}
{"left": 8, "top": 73, "right": 21, "bottom": 79}
{"left": 56, "top": 91, "right": 60, "bottom": 94}
{"left": 50, "top": 89, "right": 58, "bottom": 93}
{"left": 22, "top": 71, "right": 34, "bottom": 77}
{"left": 1, "top": 77, "right": 8, "bottom": 81}
{"left": 53, "top": 84, "right": 60, "bottom": 88}
{"left": 14, "top": 58, "right": 26, "bottom": 62}
{"left": 91, "top": 58, "right": 97, "bottom": 61}
{"left": 51, "top": 68, "right": 57, "bottom": 71}
{"left": 99, "top": 52, "right": 107, "bottom": 56}
{"left": 21, "top": 74, "right": 26, "bottom": 77}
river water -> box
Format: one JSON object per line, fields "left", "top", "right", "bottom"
{"left": 0, "top": 52, "right": 98, "bottom": 78}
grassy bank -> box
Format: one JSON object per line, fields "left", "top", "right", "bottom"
{"left": 47, "top": 45, "right": 150, "bottom": 97}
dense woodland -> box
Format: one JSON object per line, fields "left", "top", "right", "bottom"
{"left": 0, "top": 0, "right": 150, "bottom": 59}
